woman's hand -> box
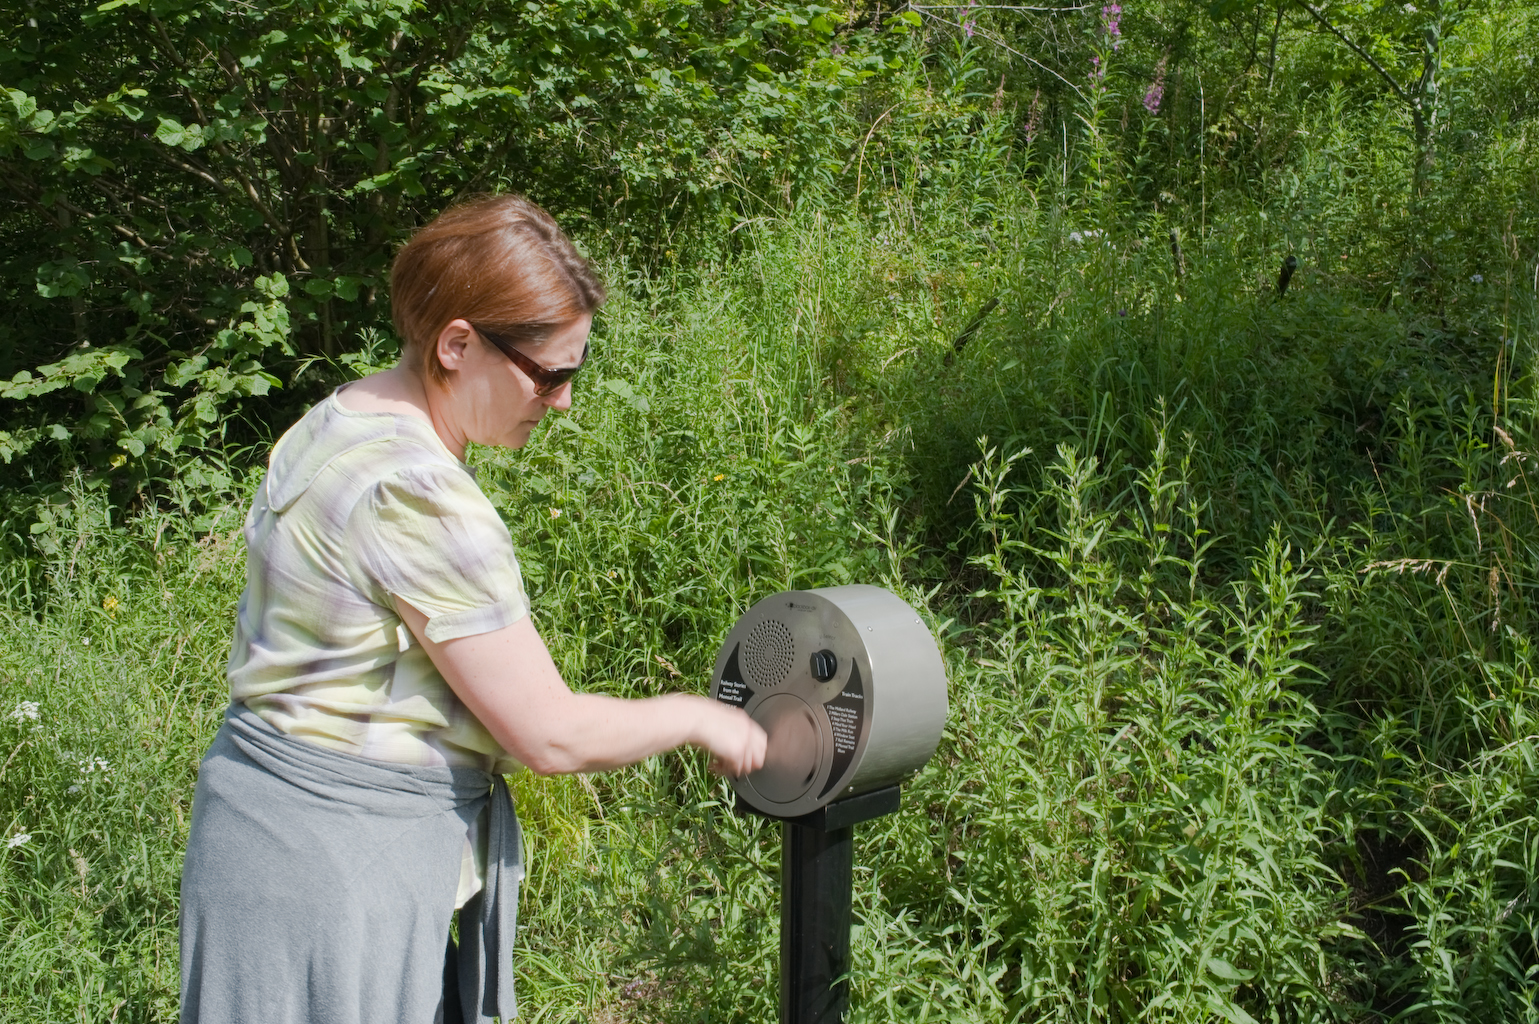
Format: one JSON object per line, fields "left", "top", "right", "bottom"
{"left": 682, "top": 696, "right": 768, "bottom": 778}
{"left": 397, "top": 601, "right": 766, "bottom": 777}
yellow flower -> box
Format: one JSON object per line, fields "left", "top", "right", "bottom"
{"left": 102, "top": 595, "right": 119, "bottom": 616}
{"left": 713, "top": 474, "right": 725, "bottom": 482}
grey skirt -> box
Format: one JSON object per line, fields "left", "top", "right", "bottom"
{"left": 180, "top": 704, "right": 523, "bottom": 1024}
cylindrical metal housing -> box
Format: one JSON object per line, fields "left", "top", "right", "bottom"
{"left": 710, "top": 585, "right": 948, "bottom": 818}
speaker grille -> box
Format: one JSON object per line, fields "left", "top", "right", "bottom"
{"left": 742, "top": 618, "right": 795, "bottom": 688}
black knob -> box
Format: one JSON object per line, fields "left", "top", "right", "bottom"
{"left": 810, "top": 650, "right": 838, "bottom": 682}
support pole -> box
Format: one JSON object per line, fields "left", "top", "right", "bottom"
{"left": 780, "top": 821, "right": 853, "bottom": 1024}
{"left": 762, "top": 786, "right": 900, "bottom": 1024}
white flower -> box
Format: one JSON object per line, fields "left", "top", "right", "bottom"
{"left": 66, "top": 785, "right": 81, "bottom": 795}
{"left": 8, "top": 701, "right": 39, "bottom": 723}
{"left": 1471, "top": 274, "right": 1483, "bottom": 283}
{"left": 7, "top": 833, "right": 31, "bottom": 849}
{"left": 82, "top": 637, "right": 90, "bottom": 646}
{"left": 60, "top": 752, "right": 112, "bottom": 776}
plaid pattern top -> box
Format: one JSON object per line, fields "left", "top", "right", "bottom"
{"left": 227, "top": 389, "right": 529, "bottom": 774}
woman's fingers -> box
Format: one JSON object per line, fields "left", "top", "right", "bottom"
{"left": 698, "top": 702, "right": 767, "bottom": 778}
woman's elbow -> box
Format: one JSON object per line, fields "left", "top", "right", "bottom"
{"left": 516, "top": 738, "right": 588, "bottom": 776}
{"left": 523, "top": 754, "right": 574, "bottom": 776}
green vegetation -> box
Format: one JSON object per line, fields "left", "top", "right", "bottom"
{"left": 2, "top": 0, "right": 1538, "bottom": 1021}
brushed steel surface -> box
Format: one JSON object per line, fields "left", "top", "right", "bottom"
{"left": 712, "top": 584, "right": 949, "bottom": 818}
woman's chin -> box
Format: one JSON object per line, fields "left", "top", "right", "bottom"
{"left": 505, "top": 422, "right": 541, "bottom": 449}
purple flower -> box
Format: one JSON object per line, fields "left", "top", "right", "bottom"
{"left": 1101, "top": 3, "right": 1122, "bottom": 46}
{"left": 1143, "top": 57, "right": 1166, "bottom": 114}
{"left": 964, "top": 18, "right": 975, "bottom": 37}
{"left": 1023, "top": 88, "right": 1042, "bottom": 143}
{"left": 1089, "top": 54, "right": 1105, "bottom": 82}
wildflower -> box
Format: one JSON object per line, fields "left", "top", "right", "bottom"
{"left": 1089, "top": 54, "right": 1105, "bottom": 82}
{"left": 1144, "top": 57, "right": 1167, "bottom": 115}
{"left": 67, "top": 784, "right": 81, "bottom": 795}
{"left": 1101, "top": 3, "right": 1122, "bottom": 46}
{"left": 549, "top": 508, "right": 562, "bottom": 519}
{"left": 963, "top": 18, "right": 975, "bottom": 37}
{"left": 713, "top": 473, "right": 725, "bottom": 481}
{"left": 61, "top": 752, "right": 111, "bottom": 776}
{"left": 102, "top": 595, "right": 119, "bottom": 616}
{"left": 1023, "top": 89, "right": 1042, "bottom": 144}
{"left": 7, "top": 833, "right": 30, "bottom": 850}
{"left": 1471, "top": 274, "right": 1484, "bottom": 283}
{"left": 9, "top": 701, "right": 39, "bottom": 723}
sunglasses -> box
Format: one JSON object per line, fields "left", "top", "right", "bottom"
{"left": 472, "top": 325, "right": 590, "bottom": 397}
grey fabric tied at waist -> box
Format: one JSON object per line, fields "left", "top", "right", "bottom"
{"left": 180, "top": 703, "right": 523, "bottom": 1024}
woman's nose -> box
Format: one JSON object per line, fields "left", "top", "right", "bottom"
{"left": 544, "top": 383, "right": 574, "bottom": 412}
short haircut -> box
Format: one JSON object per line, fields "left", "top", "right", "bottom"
{"left": 389, "top": 194, "right": 606, "bottom": 383}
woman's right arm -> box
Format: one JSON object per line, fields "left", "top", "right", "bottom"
{"left": 397, "top": 601, "right": 768, "bottom": 777}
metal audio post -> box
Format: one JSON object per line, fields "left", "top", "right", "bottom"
{"left": 713, "top": 586, "right": 949, "bottom": 1024}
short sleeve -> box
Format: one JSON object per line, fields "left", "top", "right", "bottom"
{"left": 350, "top": 462, "right": 530, "bottom": 643}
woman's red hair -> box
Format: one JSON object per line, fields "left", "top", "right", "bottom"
{"left": 390, "top": 195, "right": 606, "bottom": 383}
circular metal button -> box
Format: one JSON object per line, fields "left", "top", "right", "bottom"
{"left": 747, "top": 694, "right": 822, "bottom": 804}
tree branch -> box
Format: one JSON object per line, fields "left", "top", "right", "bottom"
{"left": 1294, "top": 0, "right": 1416, "bottom": 112}
{"left": 913, "top": 7, "right": 1085, "bottom": 100}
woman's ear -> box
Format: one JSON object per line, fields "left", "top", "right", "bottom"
{"left": 435, "top": 319, "right": 476, "bottom": 374}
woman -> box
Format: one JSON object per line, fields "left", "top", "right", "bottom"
{"left": 180, "top": 195, "right": 767, "bottom": 1024}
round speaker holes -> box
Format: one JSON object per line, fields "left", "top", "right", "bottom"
{"left": 743, "top": 618, "right": 795, "bottom": 688}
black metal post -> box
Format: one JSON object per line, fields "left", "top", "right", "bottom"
{"left": 755, "top": 785, "right": 901, "bottom": 1024}
{"left": 1277, "top": 254, "right": 1299, "bottom": 297}
{"left": 780, "top": 821, "right": 853, "bottom": 1024}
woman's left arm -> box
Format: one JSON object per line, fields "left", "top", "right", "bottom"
{"left": 397, "top": 601, "right": 767, "bottom": 777}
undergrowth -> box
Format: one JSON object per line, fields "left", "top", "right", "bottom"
{"left": 1, "top": 199, "right": 1537, "bottom": 1023}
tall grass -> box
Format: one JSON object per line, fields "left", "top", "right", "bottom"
{"left": 1, "top": 186, "right": 1536, "bottom": 1023}
{"left": 0, "top": 494, "right": 238, "bottom": 1021}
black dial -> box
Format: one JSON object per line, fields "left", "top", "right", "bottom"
{"left": 810, "top": 649, "right": 838, "bottom": 682}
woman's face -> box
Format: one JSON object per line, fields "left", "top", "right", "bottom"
{"left": 431, "top": 314, "right": 591, "bottom": 451}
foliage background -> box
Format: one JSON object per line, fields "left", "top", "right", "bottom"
{"left": 1, "top": 0, "right": 1538, "bottom": 1020}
